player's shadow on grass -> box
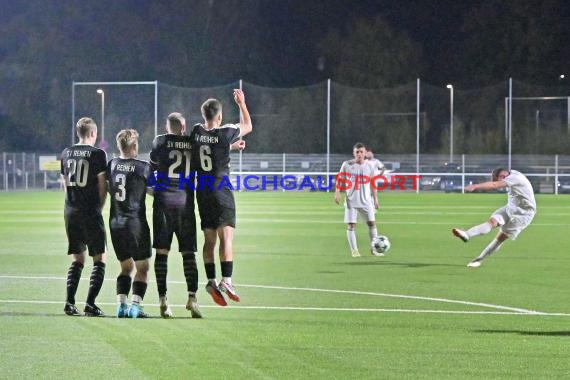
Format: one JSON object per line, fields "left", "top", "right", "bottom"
{"left": 346, "top": 261, "right": 464, "bottom": 268}
{"left": 0, "top": 311, "right": 168, "bottom": 318}
{"left": 475, "top": 329, "right": 570, "bottom": 337}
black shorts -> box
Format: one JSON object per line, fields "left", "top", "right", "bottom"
{"left": 64, "top": 208, "right": 106, "bottom": 256}
{"left": 196, "top": 188, "right": 236, "bottom": 230}
{"left": 152, "top": 207, "right": 197, "bottom": 252}
{"left": 110, "top": 216, "right": 152, "bottom": 262}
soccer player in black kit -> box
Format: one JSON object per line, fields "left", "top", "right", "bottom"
{"left": 60, "top": 117, "right": 108, "bottom": 317}
{"left": 150, "top": 112, "right": 201, "bottom": 318}
{"left": 107, "top": 129, "right": 152, "bottom": 318}
{"left": 191, "top": 89, "right": 252, "bottom": 306}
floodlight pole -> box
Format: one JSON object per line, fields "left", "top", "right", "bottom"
{"left": 71, "top": 82, "right": 76, "bottom": 144}
{"left": 97, "top": 89, "right": 105, "bottom": 145}
{"left": 327, "top": 78, "right": 331, "bottom": 191}
{"left": 447, "top": 84, "right": 454, "bottom": 163}
{"left": 416, "top": 78, "right": 420, "bottom": 194}
{"left": 508, "top": 78, "right": 512, "bottom": 170}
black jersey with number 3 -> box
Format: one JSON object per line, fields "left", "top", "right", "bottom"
{"left": 107, "top": 158, "right": 151, "bottom": 220}
{"left": 150, "top": 134, "right": 194, "bottom": 209}
{"left": 190, "top": 123, "right": 240, "bottom": 179}
{"left": 60, "top": 144, "right": 107, "bottom": 211}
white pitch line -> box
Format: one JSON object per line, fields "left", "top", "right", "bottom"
{"left": 235, "top": 284, "right": 543, "bottom": 314}
{"left": 237, "top": 219, "right": 568, "bottom": 227}
{"left": 0, "top": 299, "right": 569, "bottom": 316}
{"left": 0, "top": 275, "right": 547, "bottom": 315}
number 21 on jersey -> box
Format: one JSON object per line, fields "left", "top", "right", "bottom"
{"left": 168, "top": 150, "right": 191, "bottom": 178}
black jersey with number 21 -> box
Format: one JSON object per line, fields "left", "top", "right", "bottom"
{"left": 150, "top": 133, "right": 194, "bottom": 209}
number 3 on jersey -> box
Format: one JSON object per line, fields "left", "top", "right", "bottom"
{"left": 199, "top": 145, "right": 213, "bottom": 172}
{"left": 114, "top": 173, "right": 126, "bottom": 202}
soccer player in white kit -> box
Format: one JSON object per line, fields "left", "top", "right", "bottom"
{"left": 335, "top": 143, "right": 380, "bottom": 257}
{"left": 452, "top": 168, "right": 536, "bottom": 268}
{"left": 365, "top": 147, "right": 385, "bottom": 207}
{"left": 365, "top": 148, "right": 385, "bottom": 177}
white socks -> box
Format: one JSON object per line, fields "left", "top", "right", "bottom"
{"left": 347, "top": 229, "right": 358, "bottom": 251}
{"left": 467, "top": 222, "right": 493, "bottom": 238}
{"left": 368, "top": 226, "right": 378, "bottom": 241}
{"left": 474, "top": 238, "right": 503, "bottom": 261}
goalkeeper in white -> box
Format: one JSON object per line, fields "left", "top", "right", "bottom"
{"left": 452, "top": 168, "right": 536, "bottom": 268}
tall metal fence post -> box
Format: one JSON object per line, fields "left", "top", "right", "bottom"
{"left": 461, "top": 154, "right": 465, "bottom": 194}
{"left": 239, "top": 79, "right": 243, "bottom": 175}
{"left": 508, "top": 78, "right": 513, "bottom": 170}
{"left": 282, "top": 153, "right": 286, "bottom": 192}
{"left": 555, "top": 154, "right": 559, "bottom": 195}
{"left": 326, "top": 79, "right": 331, "bottom": 192}
{"left": 154, "top": 80, "right": 158, "bottom": 137}
{"left": 23, "top": 152, "right": 27, "bottom": 190}
{"left": 3, "top": 152, "right": 6, "bottom": 191}
{"left": 32, "top": 153, "right": 36, "bottom": 189}
{"left": 72, "top": 81, "right": 76, "bottom": 145}
{"left": 12, "top": 153, "right": 16, "bottom": 190}
{"left": 416, "top": 78, "right": 420, "bottom": 194}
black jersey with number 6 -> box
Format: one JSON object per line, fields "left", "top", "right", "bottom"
{"left": 107, "top": 157, "right": 151, "bottom": 220}
{"left": 150, "top": 134, "right": 194, "bottom": 209}
{"left": 60, "top": 144, "right": 107, "bottom": 211}
{"left": 190, "top": 123, "right": 240, "bottom": 179}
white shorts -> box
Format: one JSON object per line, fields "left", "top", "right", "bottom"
{"left": 491, "top": 206, "right": 535, "bottom": 240}
{"left": 344, "top": 203, "right": 376, "bottom": 224}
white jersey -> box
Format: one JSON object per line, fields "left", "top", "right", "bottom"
{"left": 339, "top": 159, "right": 375, "bottom": 208}
{"left": 504, "top": 170, "right": 536, "bottom": 216}
{"left": 366, "top": 158, "right": 385, "bottom": 175}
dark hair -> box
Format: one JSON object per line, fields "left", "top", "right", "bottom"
{"left": 353, "top": 142, "right": 366, "bottom": 150}
{"left": 492, "top": 167, "right": 509, "bottom": 181}
{"left": 201, "top": 98, "right": 222, "bottom": 121}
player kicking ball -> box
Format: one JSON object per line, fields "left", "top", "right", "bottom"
{"left": 452, "top": 168, "right": 536, "bottom": 268}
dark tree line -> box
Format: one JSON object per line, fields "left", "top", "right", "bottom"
{"left": 1, "top": 0, "right": 569, "bottom": 153}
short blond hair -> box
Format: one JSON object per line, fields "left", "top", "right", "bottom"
{"left": 167, "top": 112, "right": 185, "bottom": 133}
{"left": 76, "top": 117, "right": 97, "bottom": 138}
{"left": 116, "top": 129, "right": 139, "bottom": 153}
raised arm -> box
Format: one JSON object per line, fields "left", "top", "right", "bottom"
{"left": 233, "top": 89, "right": 252, "bottom": 137}
{"left": 230, "top": 139, "right": 246, "bottom": 151}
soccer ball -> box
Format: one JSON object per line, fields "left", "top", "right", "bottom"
{"left": 372, "top": 235, "right": 391, "bottom": 255}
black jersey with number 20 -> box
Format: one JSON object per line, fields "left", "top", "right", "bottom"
{"left": 60, "top": 144, "right": 107, "bottom": 211}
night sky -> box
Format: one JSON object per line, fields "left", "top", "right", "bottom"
{"left": 3, "top": 0, "right": 567, "bottom": 87}
{"left": 1, "top": 0, "right": 569, "bottom": 151}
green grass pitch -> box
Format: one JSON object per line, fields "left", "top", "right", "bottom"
{"left": 1, "top": 190, "right": 570, "bottom": 379}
